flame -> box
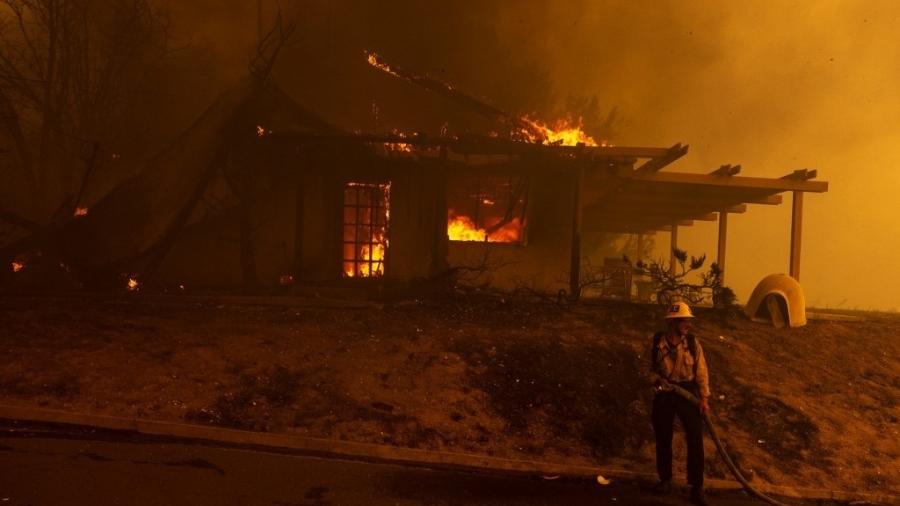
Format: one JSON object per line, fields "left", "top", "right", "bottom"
{"left": 256, "top": 125, "right": 271, "bottom": 138}
{"left": 74, "top": 207, "right": 88, "bottom": 217}
{"left": 343, "top": 182, "right": 390, "bottom": 278}
{"left": 448, "top": 215, "right": 487, "bottom": 242}
{"left": 11, "top": 261, "right": 24, "bottom": 273}
{"left": 365, "top": 51, "right": 400, "bottom": 77}
{"left": 384, "top": 129, "right": 413, "bottom": 153}
{"left": 355, "top": 242, "right": 386, "bottom": 277}
{"left": 519, "top": 116, "right": 603, "bottom": 147}
{"left": 447, "top": 211, "right": 522, "bottom": 243}
{"left": 127, "top": 277, "right": 140, "bottom": 291}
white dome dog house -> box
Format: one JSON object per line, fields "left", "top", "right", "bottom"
{"left": 745, "top": 273, "right": 806, "bottom": 328}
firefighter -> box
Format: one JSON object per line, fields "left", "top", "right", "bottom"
{"left": 648, "top": 302, "right": 711, "bottom": 506}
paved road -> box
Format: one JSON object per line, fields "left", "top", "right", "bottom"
{"left": 0, "top": 434, "right": 826, "bottom": 506}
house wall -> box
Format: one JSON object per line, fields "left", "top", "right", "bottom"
{"left": 157, "top": 147, "right": 577, "bottom": 294}
{"left": 295, "top": 151, "right": 445, "bottom": 285}
{"left": 447, "top": 162, "right": 578, "bottom": 294}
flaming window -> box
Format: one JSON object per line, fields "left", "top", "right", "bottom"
{"left": 447, "top": 175, "right": 527, "bottom": 243}
{"left": 343, "top": 182, "right": 391, "bottom": 278}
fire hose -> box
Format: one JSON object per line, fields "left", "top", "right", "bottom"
{"left": 667, "top": 384, "right": 791, "bottom": 506}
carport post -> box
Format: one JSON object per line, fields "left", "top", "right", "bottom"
{"left": 789, "top": 190, "right": 803, "bottom": 281}
{"left": 717, "top": 211, "right": 728, "bottom": 283}
{"left": 669, "top": 224, "right": 678, "bottom": 276}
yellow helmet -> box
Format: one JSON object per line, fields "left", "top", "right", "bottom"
{"left": 665, "top": 302, "right": 695, "bottom": 319}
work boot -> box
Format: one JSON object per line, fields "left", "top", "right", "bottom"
{"left": 652, "top": 480, "right": 673, "bottom": 495}
{"left": 690, "top": 487, "right": 710, "bottom": 506}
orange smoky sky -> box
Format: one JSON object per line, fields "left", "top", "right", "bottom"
{"left": 166, "top": 0, "right": 899, "bottom": 310}
{"left": 495, "top": 0, "right": 900, "bottom": 311}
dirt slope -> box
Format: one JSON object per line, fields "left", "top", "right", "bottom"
{"left": 0, "top": 295, "right": 896, "bottom": 494}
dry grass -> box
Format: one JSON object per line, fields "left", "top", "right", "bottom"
{"left": 0, "top": 295, "right": 896, "bottom": 494}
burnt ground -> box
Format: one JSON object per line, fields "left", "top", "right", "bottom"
{"left": 0, "top": 294, "right": 897, "bottom": 495}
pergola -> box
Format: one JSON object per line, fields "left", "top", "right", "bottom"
{"left": 572, "top": 143, "right": 827, "bottom": 295}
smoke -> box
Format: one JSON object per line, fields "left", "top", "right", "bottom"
{"left": 157, "top": 0, "right": 898, "bottom": 309}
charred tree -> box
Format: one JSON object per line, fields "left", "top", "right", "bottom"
{"left": 0, "top": 0, "right": 174, "bottom": 216}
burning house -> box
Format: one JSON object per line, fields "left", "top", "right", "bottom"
{"left": 0, "top": 53, "right": 827, "bottom": 298}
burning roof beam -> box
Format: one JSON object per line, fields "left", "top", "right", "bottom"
{"left": 633, "top": 143, "right": 689, "bottom": 174}
{"left": 364, "top": 51, "right": 544, "bottom": 139}
{"left": 269, "top": 131, "right": 678, "bottom": 159}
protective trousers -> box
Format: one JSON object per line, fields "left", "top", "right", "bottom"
{"left": 652, "top": 386, "right": 704, "bottom": 489}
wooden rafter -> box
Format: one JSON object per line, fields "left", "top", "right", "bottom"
{"left": 628, "top": 171, "right": 828, "bottom": 193}
{"left": 270, "top": 131, "right": 680, "bottom": 160}
{"left": 780, "top": 168, "right": 818, "bottom": 181}
{"left": 634, "top": 143, "right": 689, "bottom": 174}
{"left": 708, "top": 164, "right": 742, "bottom": 176}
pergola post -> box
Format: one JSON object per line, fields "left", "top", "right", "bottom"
{"left": 569, "top": 168, "right": 584, "bottom": 300}
{"left": 789, "top": 190, "right": 803, "bottom": 280}
{"left": 669, "top": 224, "right": 679, "bottom": 276}
{"left": 717, "top": 211, "right": 728, "bottom": 283}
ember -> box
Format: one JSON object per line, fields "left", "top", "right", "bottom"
{"left": 74, "top": 207, "right": 89, "bottom": 217}
{"left": 11, "top": 261, "right": 24, "bottom": 273}
{"left": 279, "top": 274, "right": 295, "bottom": 286}
{"left": 126, "top": 277, "right": 140, "bottom": 291}
{"left": 365, "top": 51, "right": 400, "bottom": 77}
{"left": 384, "top": 130, "right": 413, "bottom": 153}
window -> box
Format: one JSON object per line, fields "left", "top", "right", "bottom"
{"left": 447, "top": 175, "right": 527, "bottom": 243}
{"left": 342, "top": 182, "right": 390, "bottom": 278}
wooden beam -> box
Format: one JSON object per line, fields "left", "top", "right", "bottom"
{"left": 589, "top": 204, "right": 748, "bottom": 223}
{"left": 273, "top": 132, "right": 679, "bottom": 160}
{"left": 748, "top": 194, "right": 782, "bottom": 205}
{"left": 593, "top": 220, "right": 694, "bottom": 233}
{"left": 709, "top": 164, "right": 742, "bottom": 176}
{"left": 781, "top": 168, "right": 818, "bottom": 181}
{"left": 789, "top": 190, "right": 803, "bottom": 280}
{"left": 717, "top": 211, "right": 728, "bottom": 284}
{"left": 585, "top": 188, "right": 768, "bottom": 212}
{"left": 629, "top": 171, "right": 828, "bottom": 193}
{"left": 634, "top": 143, "right": 689, "bottom": 174}
{"left": 595, "top": 225, "right": 673, "bottom": 233}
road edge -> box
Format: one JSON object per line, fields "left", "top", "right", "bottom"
{"left": 0, "top": 404, "right": 894, "bottom": 505}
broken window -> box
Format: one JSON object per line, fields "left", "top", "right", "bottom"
{"left": 343, "top": 182, "right": 390, "bottom": 278}
{"left": 447, "top": 175, "right": 527, "bottom": 243}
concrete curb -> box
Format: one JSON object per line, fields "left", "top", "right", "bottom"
{"left": 0, "top": 404, "right": 894, "bottom": 505}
